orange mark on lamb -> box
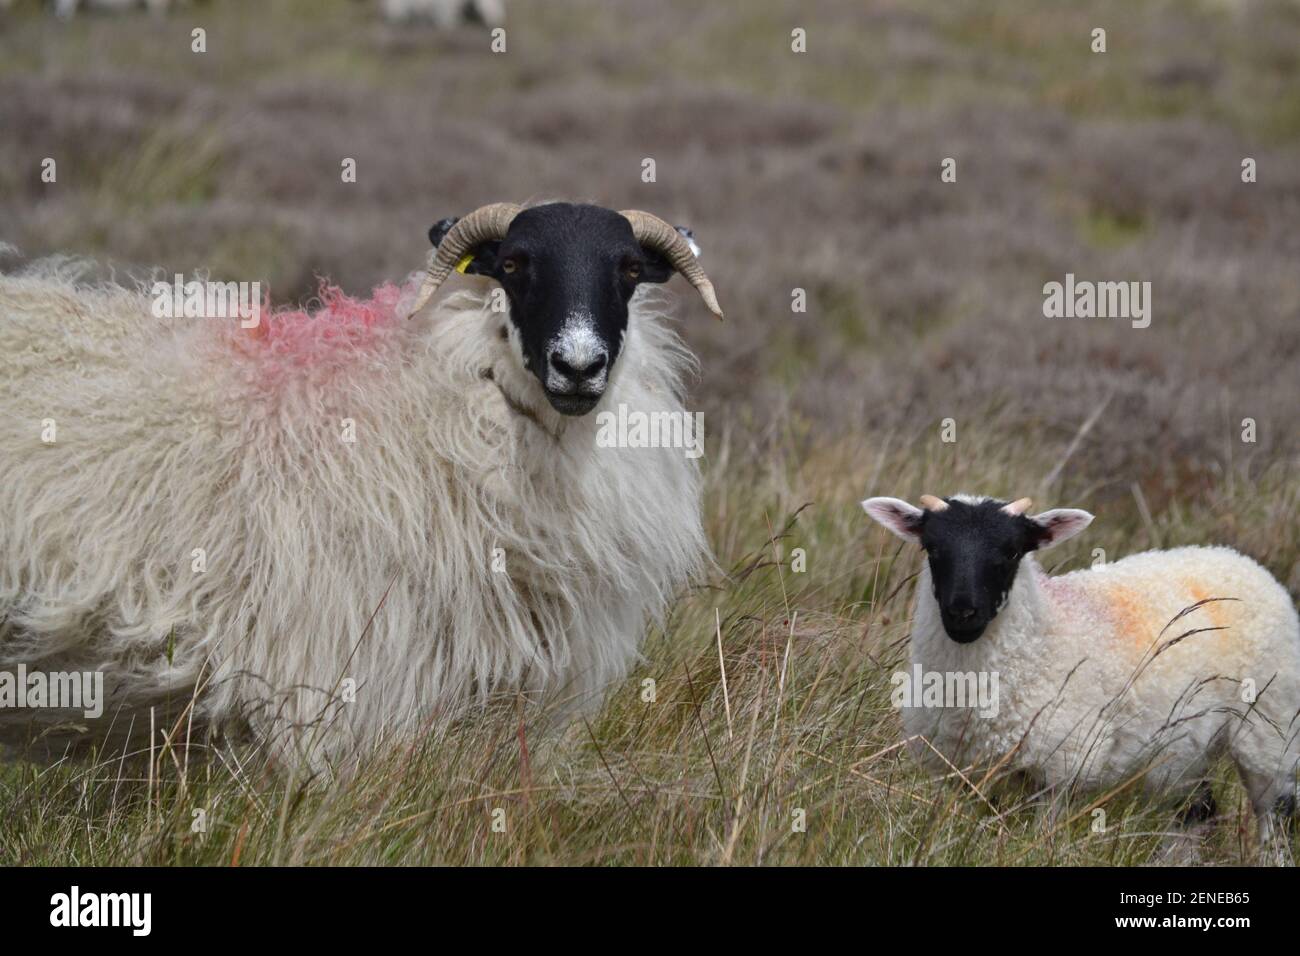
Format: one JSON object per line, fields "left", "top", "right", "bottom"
{"left": 1168, "top": 579, "right": 1244, "bottom": 652}
{"left": 1101, "top": 584, "right": 1158, "bottom": 647}
{"left": 1102, "top": 577, "right": 1241, "bottom": 654}
{"left": 1182, "top": 581, "right": 1223, "bottom": 628}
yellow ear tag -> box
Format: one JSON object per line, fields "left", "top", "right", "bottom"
{"left": 454, "top": 254, "right": 474, "bottom": 274}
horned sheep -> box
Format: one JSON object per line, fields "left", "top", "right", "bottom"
{"left": 0, "top": 201, "right": 721, "bottom": 766}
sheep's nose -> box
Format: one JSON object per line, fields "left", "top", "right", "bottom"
{"left": 947, "top": 599, "right": 977, "bottom": 622}
{"left": 545, "top": 313, "right": 611, "bottom": 396}
{"left": 549, "top": 350, "right": 607, "bottom": 384}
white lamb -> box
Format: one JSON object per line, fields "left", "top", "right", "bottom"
{"left": 0, "top": 201, "right": 721, "bottom": 767}
{"left": 862, "top": 493, "right": 1300, "bottom": 854}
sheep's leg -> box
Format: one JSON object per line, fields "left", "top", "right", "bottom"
{"left": 1231, "top": 758, "right": 1295, "bottom": 866}
{"left": 1259, "top": 791, "right": 1297, "bottom": 867}
{"left": 1154, "top": 781, "right": 1215, "bottom": 865}
{"left": 1177, "top": 780, "right": 1218, "bottom": 828}
{"left": 1249, "top": 803, "right": 1293, "bottom": 867}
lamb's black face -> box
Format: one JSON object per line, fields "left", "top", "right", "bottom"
{"left": 918, "top": 499, "right": 1047, "bottom": 644}
{"left": 429, "top": 203, "right": 682, "bottom": 416}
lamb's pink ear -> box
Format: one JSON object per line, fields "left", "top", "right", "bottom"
{"left": 1029, "top": 509, "right": 1094, "bottom": 549}
{"left": 861, "top": 497, "right": 925, "bottom": 543}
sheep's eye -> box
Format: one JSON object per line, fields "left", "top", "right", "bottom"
{"left": 623, "top": 261, "right": 642, "bottom": 281}
{"left": 500, "top": 258, "right": 518, "bottom": 275}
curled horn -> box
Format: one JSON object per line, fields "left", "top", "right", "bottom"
{"left": 918, "top": 495, "right": 948, "bottom": 512}
{"left": 1002, "top": 497, "right": 1033, "bottom": 516}
{"left": 407, "top": 202, "right": 521, "bottom": 318}
{"left": 620, "top": 209, "right": 724, "bottom": 320}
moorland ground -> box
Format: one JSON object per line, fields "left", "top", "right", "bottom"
{"left": 0, "top": 0, "right": 1296, "bottom": 864}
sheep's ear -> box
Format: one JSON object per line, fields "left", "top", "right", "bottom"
{"left": 638, "top": 225, "right": 700, "bottom": 285}
{"left": 1028, "top": 509, "right": 1094, "bottom": 550}
{"left": 428, "top": 217, "right": 500, "bottom": 277}
{"left": 861, "top": 497, "right": 925, "bottom": 543}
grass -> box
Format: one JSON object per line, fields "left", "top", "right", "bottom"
{"left": 1079, "top": 207, "right": 1147, "bottom": 249}
{"left": 96, "top": 124, "right": 226, "bottom": 208}
{"left": 0, "top": 0, "right": 1296, "bottom": 865}
{"left": 1, "top": 421, "right": 1294, "bottom": 866}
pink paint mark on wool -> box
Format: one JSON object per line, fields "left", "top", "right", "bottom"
{"left": 222, "top": 277, "right": 426, "bottom": 392}
{"left": 248, "top": 280, "right": 406, "bottom": 360}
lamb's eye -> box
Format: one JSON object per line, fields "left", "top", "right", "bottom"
{"left": 623, "top": 261, "right": 642, "bottom": 281}
{"left": 500, "top": 259, "right": 518, "bottom": 275}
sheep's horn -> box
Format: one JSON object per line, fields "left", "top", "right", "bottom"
{"left": 919, "top": 495, "right": 948, "bottom": 512}
{"left": 620, "top": 210, "right": 724, "bottom": 320}
{"left": 1002, "top": 497, "right": 1033, "bottom": 516}
{"left": 407, "top": 202, "right": 521, "bottom": 318}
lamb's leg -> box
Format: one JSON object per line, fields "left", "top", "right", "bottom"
{"left": 1155, "top": 781, "right": 1216, "bottom": 865}
{"left": 1178, "top": 780, "right": 1217, "bottom": 827}
{"left": 1260, "top": 791, "right": 1297, "bottom": 867}
{"left": 1232, "top": 756, "right": 1296, "bottom": 866}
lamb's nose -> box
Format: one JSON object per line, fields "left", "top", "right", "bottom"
{"left": 956, "top": 607, "right": 976, "bottom": 622}
{"left": 549, "top": 350, "right": 607, "bottom": 382}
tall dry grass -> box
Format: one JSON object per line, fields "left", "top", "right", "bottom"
{"left": 1, "top": 420, "right": 1293, "bottom": 865}
{"left": 0, "top": 0, "right": 1296, "bottom": 864}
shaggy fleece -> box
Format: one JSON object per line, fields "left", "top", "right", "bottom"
{"left": 0, "top": 261, "right": 708, "bottom": 765}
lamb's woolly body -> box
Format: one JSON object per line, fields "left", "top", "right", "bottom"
{"left": 0, "top": 264, "right": 706, "bottom": 762}
{"left": 904, "top": 545, "right": 1300, "bottom": 809}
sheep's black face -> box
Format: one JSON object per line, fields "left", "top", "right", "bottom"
{"left": 919, "top": 499, "right": 1047, "bottom": 643}
{"left": 429, "top": 203, "right": 682, "bottom": 417}
{"left": 863, "top": 494, "right": 1095, "bottom": 644}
